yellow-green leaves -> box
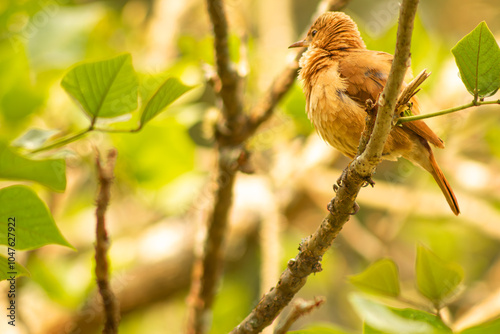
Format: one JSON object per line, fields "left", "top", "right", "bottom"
{"left": 62, "top": 53, "right": 138, "bottom": 119}
{"left": 452, "top": 21, "right": 500, "bottom": 98}
{"left": 59, "top": 53, "right": 193, "bottom": 132}
{"left": 140, "top": 77, "right": 194, "bottom": 128}
{"left": 0, "top": 255, "right": 29, "bottom": 281}
{"left": 350, "top": 294, "right": 451, "bottom": 334}
{"left": 348, "top": 259, "right": 400, "bottom": 297}
{"left": 416, "top": 245, "right": 464, "bottom": 309}
{"left": 0, "top": 142, "right": 66, "bottom": 192}
{"left": 348, "top": 247, "right": 466, "bottom": 333}
{"left": 0, "top": 186, "right": 73, "bottom": 251}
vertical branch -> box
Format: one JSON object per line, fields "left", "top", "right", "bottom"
{"left": 95, "top": 149, "right": 120, "bottom": 334}
{"left": 187, "top": 149, "right": 238, "bottom": 334}
{"left": 206, "top": 0, "right": 242, "bottom": 125}
{"left": 186, "top": 1, "right": 242, "bottom": 333}
{"left": 188, "top": 1, "right": 352, "bottom": 334}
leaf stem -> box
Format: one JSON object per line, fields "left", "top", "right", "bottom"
{"left": 397, "top": 99, "right": 500, "bottom": 124}
{"left": 30, "top": 128, "right": 92, "bottom": 154}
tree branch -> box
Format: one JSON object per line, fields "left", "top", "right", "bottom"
{"left": 187, "top": 1, "right": 353, "bottom": 334}
{"left": 95, "top": 149, "right": 120, "bottom": 334}
{"left": 230, "top": 0, "right": 420, "bottom": 333}
{"left": 206, "top": 0, "right": 242, "bottom": 125}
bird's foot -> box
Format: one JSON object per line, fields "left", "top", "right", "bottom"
{"left": 335, "top": 168, "right": 349, "bottom": 188}
{"left": 362, "top": 176, "right": 376, "bottom": 188}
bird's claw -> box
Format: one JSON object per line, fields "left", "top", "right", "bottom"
{"left": 327, "top": 198, "right": 335, "bottom": 214}
{"left": 350, "top": 201, "right": 360, "bottom": 215}
{"left": 362, "top": 176, "right": 375, "bottom": 188}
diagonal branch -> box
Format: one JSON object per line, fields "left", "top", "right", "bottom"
{"left": 230, "top": 0, "right": 420, "bottom": 333}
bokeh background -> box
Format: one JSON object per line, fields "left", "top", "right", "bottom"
{"left": 1, "top": 0, "right": 500, "bottom": 333}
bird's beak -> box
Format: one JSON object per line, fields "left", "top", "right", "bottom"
{"left": 288, "top": 39, "right": 309, "bottom": 48}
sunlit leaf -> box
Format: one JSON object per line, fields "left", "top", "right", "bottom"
{"left": 0, "top": 255, "right": 29, "bottom": 281}
{"left": 349, "top": 258, "right": 401, "bottom": 297}
{"left": 0, "top": 142, "right": 66, "bottom": 192}
{"left": 12, "top": 128, "right": 59, "bottom": 150}
{"left": 350, "top": 294, "right": 452, "bottom": 334}
{"left": 451, "top": 21, "right": 500, "bottom": 98}
{"left": 460, "top": 317, "right": 500, "bottom": 334}
{"left": 140, "top": 77, "right": 194, "bottom": 127}
{"left": 416, "top": 245, "right": 464, "bottom": 308}
{"left": 0, "top": 185, "right": 73, "bottom": 250}
{"left": 61, "top": 53, "right": 138, "bottom": 119}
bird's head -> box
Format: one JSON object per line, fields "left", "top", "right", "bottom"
{"left": 289, "top": 12, "right": 365, "bottom": 51}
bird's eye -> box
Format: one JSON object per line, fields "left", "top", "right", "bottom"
{"left": 311, "top": 30, "right": 318, "bottom": 37}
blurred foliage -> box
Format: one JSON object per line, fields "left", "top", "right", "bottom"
{"left": 0, "top": 0, "right": 499, "bottom": 333}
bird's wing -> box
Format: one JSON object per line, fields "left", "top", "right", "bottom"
{"left": 338, "top": 50, "right": 444, "bottom": 148}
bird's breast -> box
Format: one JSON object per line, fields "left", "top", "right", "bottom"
{"left": 302, "top": 62, "right": 366, "bottom": 158}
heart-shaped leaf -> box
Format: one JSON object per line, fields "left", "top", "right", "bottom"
{"left": 61, "top": 53, "right": 138, "bottom": 119}
{"left": 0, "top": 142, "right": 66, "bottom": 192}
{"left": 350, "top": 294, "right": 452, "bottom": 334}
{"left": 452, "top": 21, "right": 500, "bottom": 98}
{"left": 140, "top": 77, "right": 193, "bottom": 127}
{"left": 416, "top": 245, "right": 464, "bottom": 308}
{"left": 349, "top": 258, "right": 401, "bottom": 297}
{"left": 0, "top": 185, "right": 73, "bottom": 250}
{"left": 0, "top": 255, "right": 29, "bottom": 281}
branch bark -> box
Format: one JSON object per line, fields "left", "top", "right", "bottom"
{"left": 95, "top": 149, "right": 120, "bottom": 334}
{"left": 187, "top": 1, "right": 352, "bottom": 334}
{"left": 230, "top": 0, "right": 420, "bottom": 333}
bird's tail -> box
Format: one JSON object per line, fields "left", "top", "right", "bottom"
{"left": 428, "top": 151, "right": 460, "bottom": 216}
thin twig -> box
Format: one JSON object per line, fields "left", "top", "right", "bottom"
{"left": 95, "top": 149, "right": 120, "bottom": 334}
{"left": 230, "top": 0, "right": 420, "bottom": 333}
{"left": 397, "top": 99, "right": 500, "bottom": 124}
{"left": 206, "top": 0, "right": 242, "bottom": 125}
{"left": 30, "top": 128, "right": 92, "bottom": 154}
{"left": 274, "top": 297, "right": 326, "bottom": 334}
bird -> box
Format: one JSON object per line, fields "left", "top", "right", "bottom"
{"left": 289, "top": 11, "right": 460, "bottom": 215}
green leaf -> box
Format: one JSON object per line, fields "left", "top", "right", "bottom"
{"left": 350, "top": 294, "right": 452, "bottom": 334}
{"left": 349, "top": 258, "right": 401, "bottom": 297}
{"left": 0, "top": 255, "right": 29, "bottom": 281}
{"left": 0, "top": 185, "right": 73, "bottom": 250}
{"left": 12, "top": 128, "right": 59, "bottom": 150}
{"left": 451, "top": 21, "right": 500, "bottom": 98}
{"left": 140, "top": 77, "right": 194, "bottom": 127}
{"left": 61, "top": 53, "right": 138, "bottom": 119}
{"left": 0, "top": 142, "right": 66, "bottom": 192}
{"left": 460, "top": 317, "right": 500, "bottom": 334}
{"left": 416, "top": 245, "right": 464, "bottom": 308}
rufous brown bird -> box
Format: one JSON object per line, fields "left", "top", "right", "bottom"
{"left": 289, "top": 11, "right": 460, "bottom": 215}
